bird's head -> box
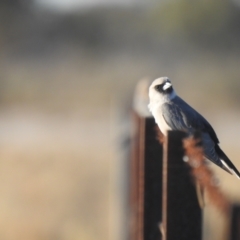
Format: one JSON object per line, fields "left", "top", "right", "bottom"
{"left": 149, "top": 77, "right": 176, "bottom": 104}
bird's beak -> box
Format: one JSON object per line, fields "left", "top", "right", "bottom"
{"left": 163, "top": 82, "right": 172, "bottom": 91}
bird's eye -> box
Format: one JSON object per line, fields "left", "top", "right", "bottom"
{"left": 155, "top": 85, "right": 162, "bottom": 91}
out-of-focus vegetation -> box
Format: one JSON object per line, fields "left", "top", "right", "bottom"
{"left": 0, "top": 0, "right": 240, "bottom": 108}
{"left": 151, "top": 0, "right": 240, "bottom": 46}
{"left": 0, "top": 1, "right": 240, "bottom": 240}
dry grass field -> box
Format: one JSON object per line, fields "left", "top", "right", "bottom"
{"left": 0, "top": 109, "right": 111, "bottom": 240}
{"left": 0, "top": 49, "right": 239, "bottom": 240}
{"left": 1, "top": 2, "right": 240, "bottom": 239}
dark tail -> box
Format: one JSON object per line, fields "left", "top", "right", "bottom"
{"left": 215, "top": 145, "right": 240, "bottom": 179}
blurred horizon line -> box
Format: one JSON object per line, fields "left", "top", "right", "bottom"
{"left": 34, "top": 0, "right": 158, "bottom": 13}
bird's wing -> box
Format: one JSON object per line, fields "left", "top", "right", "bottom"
{"left": 161, "top": 97, "right": 240, "bottom": 178}
{"left": 161, "top": 98, "right": 223, "bottom": 167}
{"left": 201, "top": 133, "right": 223, "bottom": 167}
{"left": 162, "top": 97, "right": 219, "bottom": 144}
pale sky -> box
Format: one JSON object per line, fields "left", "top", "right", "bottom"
{"left": 36, "top": 0, "right": 239, "bottom": 13}
{"left": 35, "top": 0, "right": 145, "bottom": 12}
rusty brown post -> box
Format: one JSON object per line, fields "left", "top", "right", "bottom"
{"left": 129, "top": 111, "right": 145, "bottom": 240}
{"left": 162, "top": 131, "right": 202, "bottom": 240}
{"left": 129, "top": 111, "right": 163, "bottom": 240}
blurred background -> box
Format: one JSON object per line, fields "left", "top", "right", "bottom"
{"left": 0, "top": 0, "right": 240, "bottom": 240}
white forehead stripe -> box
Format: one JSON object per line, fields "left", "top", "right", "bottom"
{"left": 163, "top": 82, "right": 172, "bottom": 90}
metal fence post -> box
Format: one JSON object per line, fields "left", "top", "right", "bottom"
{"left": 229, "top": 205, "right": 240, "bottom": 240}
{"left": 129, "top": 112, "right": 163, "bottom": 240}
{"left": 162, "top": 131, "right": 202, "bottom": 240}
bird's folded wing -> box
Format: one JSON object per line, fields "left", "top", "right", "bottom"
{"left": 162, "top": 97, "right": 219, "bottom": 144}
{"left": 161, "top": 102, "right": 223, "bottom": 167}
{"left": 161, "top": 102, "right": 194, "bottom": 131}
{"left": 201, "top": 133, "right": 223, "bottom": 167}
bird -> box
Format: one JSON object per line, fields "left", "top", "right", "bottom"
{"left": 148, "top": 76, "right": 240, "bottom": 179}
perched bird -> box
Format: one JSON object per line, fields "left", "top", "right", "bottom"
{"left": 148, "top": 76, "right": 240, "bottom": 178}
